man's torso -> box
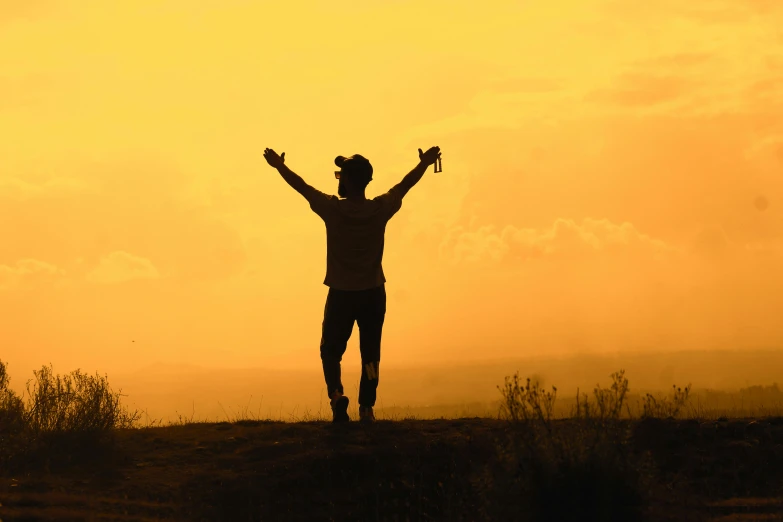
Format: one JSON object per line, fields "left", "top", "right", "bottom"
{"left": 307, "top": 189, "right": 403, "bottom": 291}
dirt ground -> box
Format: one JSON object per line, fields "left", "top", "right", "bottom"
{"left": 1, "top": 417, "right": 782, "bottom": 521}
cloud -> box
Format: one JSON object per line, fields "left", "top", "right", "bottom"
{"left": 0, "top": 155, "right": 247, "bottom": 281}
{"left": 744, "top": 240, "right": 783, "bottom": 259}
{"left": 690, "top": 226, "right": 733, "bottom": 259}
{"left": 603, "top": 0, "right": 780, "bottom": 25}
{"left": 690, "top": 225, "right": 783, "bottom": 262}
{"left": 0, "top": 75, "right": 51, "bottom": 111}
{"left": 86, "top": 251, "right": 160, "bottom": 284}
{"left": 489, "top": 76, "right": 564, "bottom": 94}
{"left": 0, "top": 177, "right": 95, "bottom": 199}
{"left": 0, "top": 258, "right": 64, "bottom": 288}
{"left": 439, "top": 218, "right": 674, "bottom": 265}
{"left": 586, "top": 73, "right": 696, "bottom": 107}
{"left": 0, "top": 1, "right": 53, "bottom": 25}
{"left": 631, "top": 53, "right": 715, "bottom": 70}
{"left": 746, "top": 76, "right": 783, "bottom": 102}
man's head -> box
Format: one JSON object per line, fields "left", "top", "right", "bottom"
{"left": 335, "top": 154, "right": 373, "bottom": 197}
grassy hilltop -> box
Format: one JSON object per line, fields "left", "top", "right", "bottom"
{"left": 2, "top": 361, "right": 783, "bottom": 521}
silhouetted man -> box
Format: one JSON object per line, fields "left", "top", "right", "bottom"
{"left": 263, "top": 146, "right": 442, "bottom": 422}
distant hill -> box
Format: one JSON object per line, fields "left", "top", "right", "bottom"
{"left": 110, "top": 349, "right": 783, "bottom": 422}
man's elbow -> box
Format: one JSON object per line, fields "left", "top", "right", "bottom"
{"left": 282, "top": 175, "right": 308, "bottom": 195}
{"left": 291, "top": 181, "right": 307, "bottom": 195}
{"left": 398, "top": 182, "right": 415, "bottom": 198}
{"left": 393, "top": 180, "right": 412, "bottom": 195}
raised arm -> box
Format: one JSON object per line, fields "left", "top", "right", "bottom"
{"left": 263, "top": 147, "right": 334, "bottom": 219}
{"left": 391, "top": 146, "right": 441, "bottom": 198}
{"left": 263, "top": 148, "right": 313, "bottom": 196}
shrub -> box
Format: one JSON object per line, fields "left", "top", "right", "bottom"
{"left": 491, "top": 370, "right": 650, "bottom": 522}
{"left": 1, "top": 359, "right": 141, "bottom": 471}
{"left": 641, "top": 384, "right": 692, "bottom": 419}
{"left": 1, "top": 360, "right": 28, "bottom": 469}
{"left": 0, "top": 360, "right": 25, "bottom": 435}
{"left": 25, "top": 364, "right": 140, "bottom": 438}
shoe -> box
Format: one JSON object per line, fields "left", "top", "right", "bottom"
{"left": 331, "top": 393, "right": 349, "bottom": 423}
{"left": 359, "top": 407, "right": 375, "bottom": 423}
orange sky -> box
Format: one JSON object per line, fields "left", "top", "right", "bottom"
{"left": 2, "top": 0, "right": 782, "bottom": 383}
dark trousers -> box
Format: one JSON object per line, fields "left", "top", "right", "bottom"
{"left": 320, "top": 284, "right": 386, "bottom": 408}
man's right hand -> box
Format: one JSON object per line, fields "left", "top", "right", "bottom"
{"left": 264, "top": 148, "right": 286, "bottom": 169}
{"left": 418, "top": 146, "right": 441, "bottom": 166}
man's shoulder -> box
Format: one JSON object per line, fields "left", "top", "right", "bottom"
{"left": 304, "top": 186, "right": 335, "bottom": 200}
{"left": 305, "top": 187, "right": 338, "bottom": 217}
{"left": 373, "top": 186, "right": 403, "bottom": 214}
{"left": 374, "top": 185, "right": 404, "bottom": 202}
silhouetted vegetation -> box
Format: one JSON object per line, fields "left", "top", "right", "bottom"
{"left": 641, "top": 383, "right": 692, "bottom": 419}
{"left": 0, "top": 361, "right": 26, "bottom": 453}
{"left": 0, "top": 359, "right": 140, "bottom": 471}
{"left": 3, "top": 360, "right": 783, "bottom": 521}
{"left": 487, "top": 370, "right": 651, "bottom": 521}
{"left": 686, "top": 383, "right": 783, "bottom": 418}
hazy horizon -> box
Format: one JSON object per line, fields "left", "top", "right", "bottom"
{"left": 5, "top": 349, "right": 782, "bottom": 423}
{"left": 2, "top": 1, "right": 782, "bottom": 415}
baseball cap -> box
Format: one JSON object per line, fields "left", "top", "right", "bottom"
{"left": 334, "top": 154, "right": 373, "bottom": 181}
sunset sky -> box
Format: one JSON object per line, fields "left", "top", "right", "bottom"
{"left": 2, "top": 0, "right": 782, "bottom": 386}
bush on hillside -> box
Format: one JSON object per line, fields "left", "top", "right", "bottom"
{"left": 489, "top": 370, "right": 651, "bottom": 522}
{"left": 0, "top": 359, "right": 140, "bottom": 469}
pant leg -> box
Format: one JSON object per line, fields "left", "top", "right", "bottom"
{"left": 320, "top": 288, "right": 356, "bottom": 398}
{"left": 356, "top": 285, "right": 386, "bottom": 408}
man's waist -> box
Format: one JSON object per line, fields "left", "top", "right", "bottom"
{"left": 324, "top": 269, "right": 385, "bottom": 291}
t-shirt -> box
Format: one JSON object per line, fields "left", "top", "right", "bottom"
{"left": 302, "top": 185, "right": 403, "bottom": 291}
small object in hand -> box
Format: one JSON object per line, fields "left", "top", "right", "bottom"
{"left": 434, "top": 155, "right": 442, "bottom": 173}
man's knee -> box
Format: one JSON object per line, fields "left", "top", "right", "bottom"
{"left": 320, "top": 350, "right": 341, "bottom": 362}
{"left": 320, "top": 343, "right": 346, "bottom": 362}
{"left": 362, "top": 360, "right": 380, "bottom": 381}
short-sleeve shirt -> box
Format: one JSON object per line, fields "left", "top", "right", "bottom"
{"left": 302, "top": 186, "right": 403, "bottom": 291}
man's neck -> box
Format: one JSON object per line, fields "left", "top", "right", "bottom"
{"left": 344, "top": 192, "right": 367, "bottom": 202}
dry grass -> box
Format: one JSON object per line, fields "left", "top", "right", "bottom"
{"left": 4, "top": 359, "right": 783, "bottom": 521}
{"left": 0, "top": 359, "right": 141, "bottom": 471}
{"left": 489, "top": 370, "right": 651, "bottom": 521}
